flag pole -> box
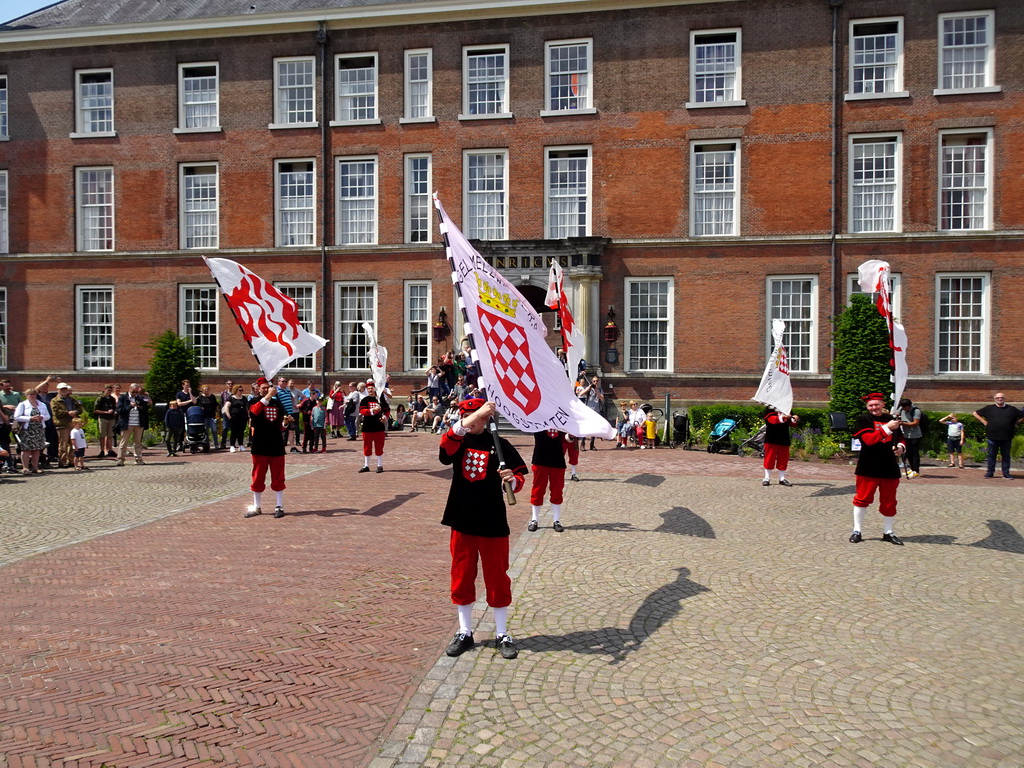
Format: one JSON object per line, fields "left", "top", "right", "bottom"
{"left": 203, "top": 256, "right": 271, "bottom": 381}
{"left": 433, "top": 195, "right": 516, "bottom": 506}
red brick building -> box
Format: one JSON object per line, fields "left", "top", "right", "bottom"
{"left": 1, "top": 0, "right": 1021, "bottom": 409}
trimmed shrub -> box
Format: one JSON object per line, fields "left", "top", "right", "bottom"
{"left": 144, "top": 330, "right": 201, "bottom": 405}
{"left": 829, "top": 294, "right": 893, "bottom": 421}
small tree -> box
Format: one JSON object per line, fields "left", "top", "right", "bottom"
{"left": 828, "top": 294, "right": 892, "bottom": 420}
{"left": 145, "top": 330, "right": 201, "bottom": 404}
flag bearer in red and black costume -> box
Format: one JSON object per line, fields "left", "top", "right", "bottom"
{"left": 358, "top": 380, "right": 390, "bottom": 473}
{"left": 850, "top": 393, "right": 907, "bottom": 545}
{"left": 529, "top": 429, "right": 573, "bottom": 532}
{"left": 439, "top": 398, "right": 528, "bottom": 660}
{"left": 245, "top": 377, "right": 292, "bottom": 519}
{"left": 762, "top": 407, "right": 799, "bottom": 486}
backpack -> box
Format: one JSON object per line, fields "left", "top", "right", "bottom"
{"left": 917, "top": 409, "right": 930, "bottom": 435}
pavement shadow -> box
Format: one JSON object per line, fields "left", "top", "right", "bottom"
{"left": 624, "top": 473, "right": 666, "bottom": 487}
{"left": 808, "top": 483, "right": 858, "bottom": 497}
{"left": 294, "top": 492, "right": 423, "bottom": 518}
{"left": 899, "top": 520, "right": 1024, "bottom": 555}
{"left": 551, "top": 508, "right": 714, "bottom": 539}
{"left": 523, "top": 567, "right": 710, "bottom": 664}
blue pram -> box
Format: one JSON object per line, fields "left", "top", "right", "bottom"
{"left": 184, "top": 405, "right": 210, "bottom": 453}
{"left": 706, "top": 417, "right": 740, "bottom": 454}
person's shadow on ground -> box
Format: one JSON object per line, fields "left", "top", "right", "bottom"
{"left": 901, "top": 519, "right": 1024, "bottom": 555}
{"left": 522, "top": 567, "right": 710, "bottom": 664}
{"left": 564, "top": 508, "right": 715, "bottom": 539}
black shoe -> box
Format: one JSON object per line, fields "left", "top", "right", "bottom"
{"left": 762, "top": 480, "right": 770, "bottom": 487}
{"left": 570, "top": 475, "right": 580, "bottom": 482}
{"left": 528, "top": 520, "right": 538, "bottom": 532}
{"left": 984, "top": 474, "right": 994, "bottom": 478}
{"left": 552, "top": 521, "right": 565, "bottom": 533}
{"left": 497, "top": 634, "right": 518, "bottom": 659}
{"left": 376, "top": 466, "right": 383, "bottom": 473}
{"left": 445, "top": 631, "right": 474, "bottom": 657}
{"left": 95, "top": 452, "right": 106, "bottom": 459}
{"left": 778, "top": 479, "right": 792, "bottom": 487}
{"left": 274, "top": 507, "right": 285, "bottom": 519}
{"left": 244, "top": 506, "right": 262, "bottom": 518}
{"left": 358, "top": 466, "right": 370, "bottom": 473}
{"left": 882, "top": 532, "right": 904, "bottom": 546}
{"left": 849, "top": 531, "right": 862, "bottom": 543}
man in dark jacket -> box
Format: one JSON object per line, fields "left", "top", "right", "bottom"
{"left": 116, "top": 383, "right": 151, "bottom": 466}
{"left": 849, "top": 393, "right": 906, "bottom": 545}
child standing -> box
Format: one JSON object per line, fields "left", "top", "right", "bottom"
{"left": 642, "top": 410, "right": 658, "bottom": 449}
{"left": 938, "top": 413, "right": 966, "bottom": 469}
{"left": 70, "top": 418, "right": 89, "bottom": 471}
{"left": 311, "top": 398, "right": 328, "bottom": 453}
{"left": 164, "top": 400, "right": 185, "bottom": 456}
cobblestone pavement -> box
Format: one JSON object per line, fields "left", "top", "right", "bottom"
{"left": 1, "top": 436, "right": 1022, "bottom": 767}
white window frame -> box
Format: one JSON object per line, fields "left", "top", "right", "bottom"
{"left": 275, "top": 282, "right": 317, "bottom": 371}
{"left": 938, "top": 128, "right": 992, "bottom": 232}
{"left": 0, "top": 74, "right": 8, "bottom": 141}
{"left": 625, "top": 277, "right": 674, "bottom": 373}
{"left": 76, "top": 285, "right": 114, "bottom": 370}
{"left": 543, "top": 38, "right": 595, "bottom": 115}
{"left": 935, "top": 272, "right": 990, "bottom": 374}
{"left": 460, "top": 44, "right": 511, "bottom": 120}
{"left": 179, "top": 163, "right": 219, "bottom": 249}
{"left": 691, "top": 141, "right": 739, "bottom": 237}
{"left": 336, "top": 156, "right": 378, "bottom": 246}
{"left": 0, "top": 286, "right": 6, "bottom": 369}
{"left": 935, "top": 11, "right": 999, "bottom": 96}
{"left": 334, "top": 281, "right": 377, "bottom": 371}
{"left": 545, "top": 145, "right": 591, "bottom": 238}
{"left": 72, "top": 68, "right": 115, "bottom": 137}
{"left": 846, "top": 272, "right": 902, "bottom": 323}
{"left": 767, "top": 276, "right": 818, "bottom": 374}
{"left": 405, "top": 281, "right": 432, "bottom": 371}
{"left": 463, "top": 149, "right": 508, "bottom": 240}
{"left": 404, "top": 153, "right": 432, "bottom": 244}
{"left": 174, "top": 62, "right": 220, "bottom": 134}
{"left": 846, "top": 17, "right": 909, "bottom": 101}
{"left": 333, "top": 52, "right": 379, "bottom": 126}
{"left": 0, "top": 170, "right": 7, "bottom": 254}
{"left": 270, "top": 56, "right": 317, "bottom": 129}
{"left": 687, "top": 29, "right": 745, "bottom": 109}
{"left": 76, "top": 166, "right": 114, "bottom": 252}
{"left": 848, "top": 133, "right": 902, "bottom": 234}
{"left": 401, "top": 49, "right": 434, "bottom": 123}
{"left": 275, "top": 158, "right": 316, "bottom": 247}
{"left": 179, "top": 284, "right": 219, "bottom": 370}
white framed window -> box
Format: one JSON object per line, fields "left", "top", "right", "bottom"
{"left": 76, "top": 286, "right": 114, "bottom": 370}
{"left": 544, "top": 39, "right": 593, "bottom": 114}
{"left": 691, "top": 142, "right": 738, "bottom": 236}
{"left": 403, "top": 49, "right": 434, "bottom": 122}
{"left": 849, "top": 134, "right": 901, "bottom": 233}
{"left": 335, "top": 282, "right": 376, "bottom": 370}
{"left": 76, "top": 167, "right": 114, "bottom": 252}
{"left": 405, "top": 154, "right": 432, "bottom": 244}
{"left": 334, "top": 53, "right": 378, "bottom": 124}
{"left": 275, "top": 159, "right": 315, "bottom": 247}
{"left": 175, "top": 63, "right": 219, "bottom": 132}
{"left": 687, "top": 29, "right": 745, "bottom": 108}
{"left": 546, "top": 146, "right": 591, "bottom": 238}
{"left": 939, "top": 129, "right": 992, "bottom": 231}
{"left": 936, "top": 11, "right": 998, "bottom": 95}
{"left": 179, "top": 284, "right": 218, "bottom": 370}
{"left": 768, "top": 276, "right": 818, "bottom": 373}
{"left": 276, "top": 283, "right": 316, "bottom": 371}
{"left": 847, "top": 272, "right": 902, "bottom": 322}
{"left": 180, "top": 163, "right": 218, "bottom": 249}
{"left": 336, "top": 156, "right": 377, "bottom": 245}
{"left": 847, "top": 18, "right": 908, "bottom": 100}
{"left": 272, "top": 56, "right": 316, "bottom": 128}
{"left": 0, "top": 286, "right": 6, "bottom": 369}
{"left": 73, "top": 68, "right": 115, "bottom": 136}
{"left": 936, "top": 273, "right": 989, "bottom": 374}
{"left": 464, "top": 150, "right": 508, "bottom": 240}
{"left": 625, "top": 278, "right": 673, "bottom": 372}
{"left": 405, "top": 281, "right": 431, "bottom": 371}
{"left": 461, "top": 45, "right": 511, "bottom": 119}
{"left": 0, "top": 170, "right": 7, "bottom": 254}
{"left": 0, "top": 75, "right": 8, "bottom": 140}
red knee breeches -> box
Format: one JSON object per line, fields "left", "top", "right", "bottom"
{"left": 763, "top": 443, "right": 790, "bottom": 471}
{"left": 529, "top": 465, "right": 566, "bottom": 506}
{"left": 853, "top": 475, "right": 899, "bottom": 516}
{"left": 251, "top": 454, "right": 286, "bottom": 492}
{"left": 449, "top": 530, "right": 511, "bottom": 608}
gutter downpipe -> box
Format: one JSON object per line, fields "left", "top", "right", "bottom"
{"left": 317, "top": 21, "right": 330, "bottom": 393}
{"left": 828, "top": 0, "right": 843, "bottom": 376}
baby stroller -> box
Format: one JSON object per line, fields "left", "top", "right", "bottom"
{"left": 706, "top": 417, "right": 740, "bottom": 454}
{"left": 670, "top": 412, "right": 692, "bottom": 449}
{"left": 184, "top": 405, "right": 210, "bottom": 453}
{"left": 739, "top": 424, "right": 767, "bottom": 457}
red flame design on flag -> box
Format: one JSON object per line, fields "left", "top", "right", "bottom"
{"left": 224, "top": 272, "right": 300, "bottom": 357}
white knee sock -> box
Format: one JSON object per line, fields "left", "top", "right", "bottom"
{"left": 531, "top": 504, "right": 540, "bottom": 522}
{"left": 570, "top": 464, "right": 578, "bottom": 477}
{"left": 883, "top": 517, "right": 895, "bottom": 535}
{"left": 853, "top": 506, "right": 865, "bottom": 532}
{"left": 376, "top": 455, "right": 383, "bottom": 468}
{"left": 764, "top": 469, "right": 771, "bottom": 481}
{"left": 457, "top": 604, "right": 473, "bottom": 634}
{"left": 551, "top": 503, "right": 561, "bottom": 523}
{"left": 778, "top": 471, "right": 786, "bottom": 482}
{"left": 253, "top": 492, "right": 262, "bottom": 508}
{"left": 363, "top": 456, "right": 369, "bottom": 468}
{"left": 493, "top": 606, "right": 508, "bottom": 638}
{"left": 276, "top": 490, "right": 284, "bottom": 508}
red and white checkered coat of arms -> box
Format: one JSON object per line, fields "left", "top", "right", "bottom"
{"left": 476, "top": 306, "right": 542, "bottom": 415}
{"left": 462, "top": 448, "right": 490, "bottom": 482}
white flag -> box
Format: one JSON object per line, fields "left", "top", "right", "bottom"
{"left": 856, "top": 259, "right": 907, "bottom": 407}
{"left": 362, "top": 321, "right": 389, "bottom": 395}
{"left": 204, "top": 257, "right": 327, "bottom": 381}
{"left": 435, "top": 195, "right": 615, "bottom": 439}
{"left": 751, "top": 319, "right": 794, "bottom": 417}
{"left": 545, "top": 260, "right": 586, "bottom": 380}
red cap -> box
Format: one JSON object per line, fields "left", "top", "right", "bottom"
{"left": 458, "top": 398, "right": 486, "bottom": 415}
{"left": 862, "top": 392, "right": 886, "bottom": 403}
{"left": 255, "top": 376, "right": 270, "bottom": 386}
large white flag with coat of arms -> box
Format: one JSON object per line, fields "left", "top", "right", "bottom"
{"left": 434, "top": 195, "right": 615, "bottom": 439}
